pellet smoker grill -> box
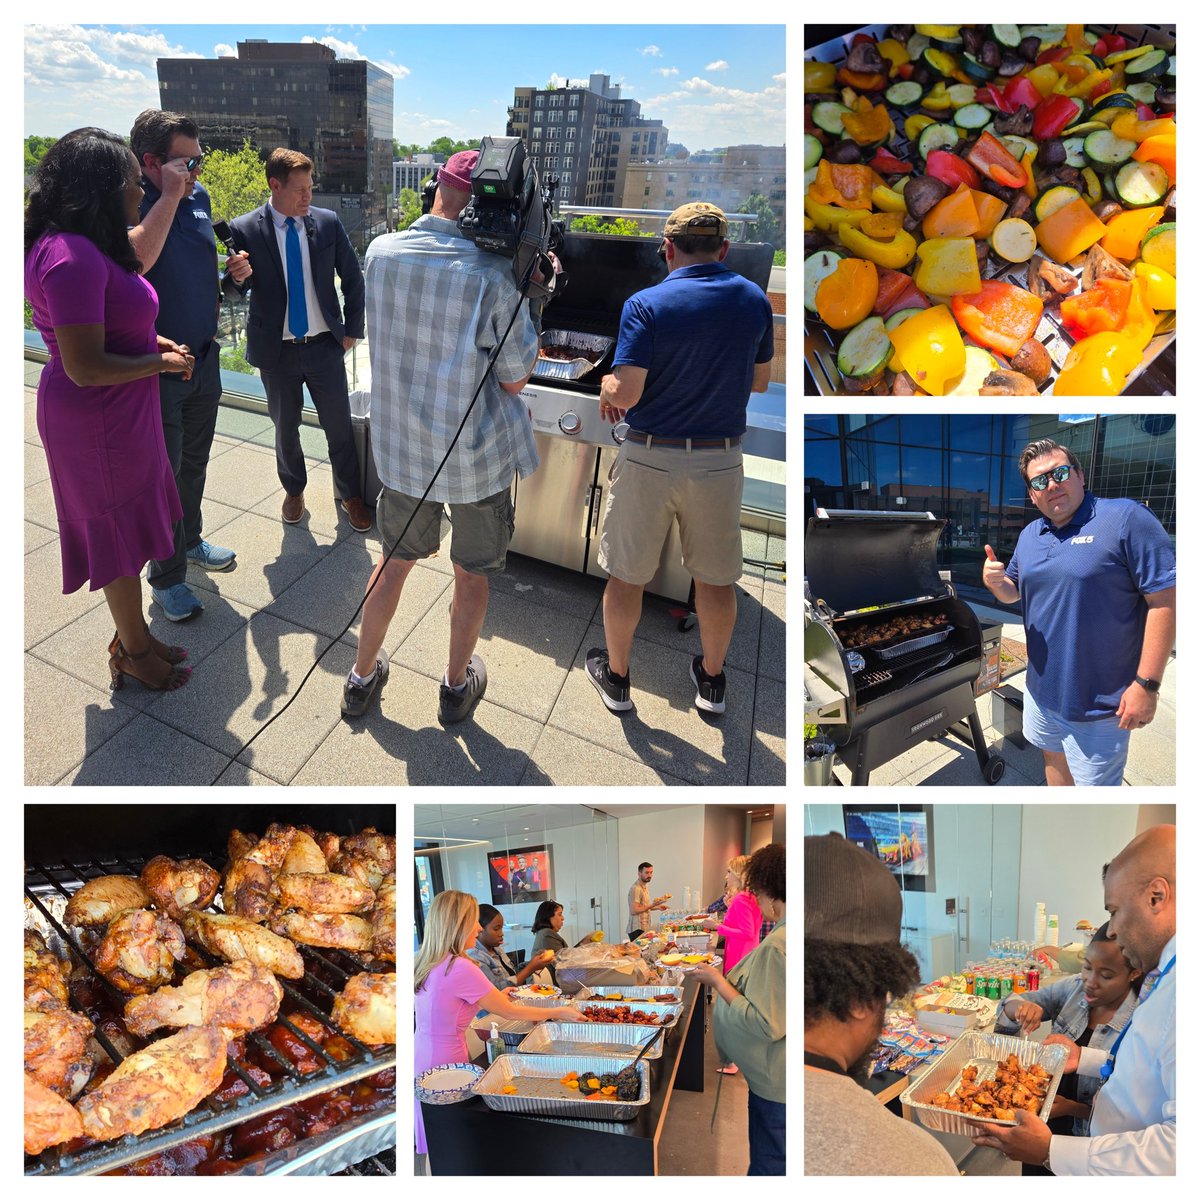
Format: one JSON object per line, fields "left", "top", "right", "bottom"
{"left": 804, "top": 509, "right": 1006, "bottom": 785}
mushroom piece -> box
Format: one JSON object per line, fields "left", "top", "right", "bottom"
{"left": 1005, "top": 193, "right": 1033, "bottom": 223}
{"left": 828, "top": 139, "right": 864, "bottom": 164}
{"left": 891, "top": 370, "right": 922, "bottom": 396}
{"left": 979, "top": 40, "right": 1001, "bottom": 70}
{"left": 888, "top": 24, "right": 914, "bottom": 43}
{"left": 1082, "top": 242, "right": 1134, "bottom": 291}
{"left": 1091, "top": 200, "right": 1124, "bottom": 225}
{"left": 1018, "top": 36, "right": 1041, "bottom": 62}
{"left": 997, "top": 50, "right": 1027, "bottom": 77}
{"left": 902, "top": 174, "right": 951, "bottom": 221}
{"left": 845, "top": 41, "right": 886, "bottom": 76}
{"left": 994, "top": 106, "right": 1034, "bottom": 137}
{"left": 980, "top": 369, "right": 1040, "bottom": 396}
{"left": 1027, "top": 257, "right": 1078, "bottom": 301}
{"left": 1155, "top": 84, "right": 1176, "bottom": 112}
{"left": 1036, "top": 138, "right": 1067, "bottom": 169}
{"left": 962, "top": 27, "right": 984, "bottom": 56}
{"left": 1010, "top": 340, "right": 1053, "bottom": 387}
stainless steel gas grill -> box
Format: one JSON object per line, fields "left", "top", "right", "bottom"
{"left": 23, "top": 805, "right": 396, "bottom": 1177}
{"left": 804, "top": 509, "right": 1006, "bottom": 785}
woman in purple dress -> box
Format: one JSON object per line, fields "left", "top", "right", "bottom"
{"left": 25, "top": 128, "right": 195, "bottom": 689}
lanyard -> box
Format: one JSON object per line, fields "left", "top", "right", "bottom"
{"left": 1099, "top": 954, "right": 1174, "bottom": 1080}
{"left": 804, "top": 1051, "right": 848, "bottom": 1075}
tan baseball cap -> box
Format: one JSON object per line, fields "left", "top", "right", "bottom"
{"left": 664, "top": 201, "right": 728, "bottom": 238}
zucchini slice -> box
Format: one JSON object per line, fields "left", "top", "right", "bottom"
{"left": 991, "top": 25, "right": 1023, "bottom": 49}
{"left": 1125, "top": 48, "right": 1168, "bottom": 79}
{"left": 917, "top": 123, "right": 960, "bottom": 159}
{"left": 1001, "top": 135, "right": 1038, "bottom": 162}
{"left": 804, "top": 133, "right": 823, "bottom": 170}
{"left": 886, "top": 81, "right": 925, "bottom": 110}
{"left": 837, "top": 316, "right": 894, "bottom": 381}
{"left": 1115, "top": 161, "right": 1170, "bottom": 208}
{"left": 946, "top": 345, "right": 1000, "bottom": 395}
{"left": 1020, "top": 26, "right": 1067, "bottom": 50}
{"left": 1125, "top": 82, "right": 1159, "bottom": 106}
{"left": 1061, "top": 137, "right": 1087, "bottom": 168}
{"left": 804, "top": 250, "right": 845, "bottom": 314}
{"left": 922, "top": 47, "right": 959, "bottom": 79}
{"left": 1140, "top": 223, "right": 1175, "bottom": 274}
{"left": 990, "top": 218, "right": 1037, "bottom": 263}
{"left": 1083, "top": 129, "right": 1137, "bottom": 172}
{"left": 960, "top": 52, "right": 995, "bottom": 82}
{"left": 947, "top": 84, "right": 979, "bottom": 108}
{"left": 884, "top": 308, "right": 926, "bottom": 332}
{"left": 812, "top": 102, "right": 852, "bottom": 137}
{"left": 955, "top": 104, "right": 992, "bottom": 131}
{"left": 1034, "top": 186, "right": 1082, "bottom": 223}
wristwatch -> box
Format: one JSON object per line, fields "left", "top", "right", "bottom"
{"left": 1133, "top": 674, "right": 1161, "bottom": 694}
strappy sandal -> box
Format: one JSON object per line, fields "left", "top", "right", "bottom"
{"left": 108, "top": 637, "right": 191, "bottom": 692}
{"left": 108, "top": 626, "right": 188, "bottom": 667}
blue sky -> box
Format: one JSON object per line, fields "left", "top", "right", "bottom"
{"left": 24, "top": 24, "right": 786, "bottom": 151}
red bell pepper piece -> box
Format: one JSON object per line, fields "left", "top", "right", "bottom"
{"left": 1105, "top": 33, "right": 1127, "bottom": 53}
{"left": 1090, "top": 79, "right": 1114, "bottom": 102}
{"left": 1060, "top": 279, "right": 1132, "bottom": 338}
{"left": 977, "top": 82, "right": 1016, "bottom": 113}
{"left": 897, "top": 62, "right": 915, "bottom": 80}
{"left": 852, "top": 33, "right": 877, "bottom": 46}
{"left": 951, "top": 280, "right": 1044, "bottom": 357}
{"left": 879, "top": 282, "right": 931, "bottom": 320}
{"left": 869, "top": 147, "right": 913, "bottom": 175}
{"left": 873, "top": 268, "right": 915, "bottom": 316}
{"left": 1033, "top": 95, "right": 1082, "bottom": 141}
{"left": 1093, "top": 37, "right": 1109, "bottom": 57}
{"left": 1003, "top": 76, "right": 1043, "bottom": 112}
{"left": 966, "top": 132, "right": 1028, "bottom": 188}
{"left": 926, "top": 150, "right": 981, "bottom": 190}
{"left": 1037, "top": 47, "right": 1071, "bottom": 65}
{"left": 1136, "top": 103, "right": 1158, "bottom": 120}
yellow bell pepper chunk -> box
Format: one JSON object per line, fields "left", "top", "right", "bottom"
{"left": 1118, "top": 276, "right": 1159, "bottom": 351}
{"left": 1054, "top": 332, "right": 1143, "bottom": 396}
{"left": 923, "top": 83, "right": 952, "bottom": 111}
{"left": 1110, "top": 112, "right": 1176, "bottom": 143}
{"left": 1026, "top": 63, "right": 1060, "bottom": 97}
{"left": 871, "top": 184, "right": 908, "bottom": 214}
{"left": 837, "top": 223, "right": 917, "bottom": 270}
{"left": 1100, "top": 206, "right": 1165, "bottom": 262}
{"left": 888, "top": 305, "right": 966, "bottom": 397}
{"left": 805, "top": 61, "right": 837, "bottom": 93}
{"left": 1133, "top": 262, "right": 1176, "bottom": 310}
{"left": 1021, "top": 149, "right": 1039, "bottom": 201}
{"left": 912, "top": 237, "right": 982, "bottom": 298}
{"left": 803, "top": 192, "right": 870, "bottom": 234}
{"left": 905, "top": 113, "right": 937, "bottom": 142}
{"left": 877, "top": 39, "right": 910, "bottom": 72}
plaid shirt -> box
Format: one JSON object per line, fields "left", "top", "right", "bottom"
{"left": 364, "top": 215, "right": 539, "bottom": 503}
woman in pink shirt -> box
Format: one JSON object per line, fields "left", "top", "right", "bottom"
{"left": 414, "top": 890, "right": 580, "bottom": 1162}
{"left": 699, "top": 855, "right": 761, "bottom": 1074}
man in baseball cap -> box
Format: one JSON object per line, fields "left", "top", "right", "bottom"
{"left": 805, "top": 833, "right": 957, "bottom": 1176}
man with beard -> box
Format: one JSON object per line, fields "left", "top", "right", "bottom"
{"left": 804, "top": 833, "right": 957, "bottom": 1175}
{"left": 969, "top": 825, "right": 1175, "bottom": 1174}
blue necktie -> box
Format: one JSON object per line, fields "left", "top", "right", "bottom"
{"left": 285, "top": 217, "right": 308, "bottom": 339}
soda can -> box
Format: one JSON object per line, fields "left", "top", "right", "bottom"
{"left": 999, "top": 973, "right": 1013, "bottom": 998}
{"left": 989, "top": 976, "right": 1001, "bottom": 1000}
{"left": 976, "top": 973, "right": 989, "bottom": 996}
{"left": 1012, "top": 973, "right": 1025, "bottom": 994}
{"left": 1026, "top": 968, "right": 1040, "bottom": 992}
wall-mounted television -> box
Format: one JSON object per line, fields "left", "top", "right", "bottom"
{"left": 842, "top": 805, "right": 934, "bottom": 892}
{"left": 488, "top": 844, "right": 553, "bottom": 906}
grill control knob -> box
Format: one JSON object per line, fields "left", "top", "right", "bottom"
{"left": 559, "top": 411, "right": 582, "bottom": 435}
{"left": 612, "top": 421, "right": 630, "bottom": 445}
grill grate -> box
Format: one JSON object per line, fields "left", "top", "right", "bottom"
{"left": 804, "top": 23, "right": 1177, "bottom": 396}
{"left": 24, "top": 849, "right": 395, "bottom": 1177}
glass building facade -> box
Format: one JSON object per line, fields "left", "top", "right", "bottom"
{"left": 804, "top": 414, "right": 1176, "bottom": 591}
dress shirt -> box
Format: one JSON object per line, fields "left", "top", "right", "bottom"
{"left": 1051, "top": 933, "right": 1176, "bottom": 1175}
{"left": 268, "top": 201, "right": 330, "bottom": 340}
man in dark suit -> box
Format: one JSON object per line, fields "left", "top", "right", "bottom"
{"left": 230, "top": 148, "right": 371, "bottom": 531}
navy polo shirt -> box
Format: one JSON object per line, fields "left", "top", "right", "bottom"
{"left": 613, "top": 262, "right": 773, "bottom": 439}
{"left": 1007, "top": 492, "right": 1175, "bottom": 720}
{"left": 138, "top": 178, "right": 219, "bottom": 357}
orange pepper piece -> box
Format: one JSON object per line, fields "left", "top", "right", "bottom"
{"left": 922, "top": 184, "right": 981, "bottom": 240}
{"left": 1060, "top": 279, "right": 1132, "bottom": 338}
{"left": 1035, "top": 197, "right": 1107, "bottom": 263}
{"left": 969, "top": 190, "right": 1007, "bottom": 239}
{"left": 951, "top": 281, "right": 1044, "bottom": 358}
{"left": 861, "top": 211, "right": 903, "bottom": 240}
{"left": 815, "top": 257, "right": 879, "bottom": 329}
{"left": 1100, "top": 206, "right": 1166, "bottom": 262}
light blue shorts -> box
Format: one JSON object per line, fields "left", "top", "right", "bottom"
{"left": 1022, "top": 688, "right": 1129, "bottom": 786}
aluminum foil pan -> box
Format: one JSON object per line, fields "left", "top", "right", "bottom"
{"left": 900, "top": 1031, "right": 1067, "bottom": 1136}
{"left": 532, "top": 329, "right": 615, "bottom": 381}
{"left": 572, "top": 1000, "right": 683, "bottom": 1027}
{"left": 874, "top": 625, "right": 955, "bottom": 659}
{"left": 472, "top": 1053, "right": 649, "bottom": 1121}
{"left": 516, "top": 1020, "right": 666, "bottom": 1060}
{"left": 261, "top": 1110, "right": 396, "bottom": 1177}
{"left": 577, "top": 985, "right": 684, "bottom": 1003}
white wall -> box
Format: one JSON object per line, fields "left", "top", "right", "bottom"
{"left": 616, "top": 806, "right": 706, "bottom": 931}
{"left": 703, "top": 806, "right": 750, "bottom": 907}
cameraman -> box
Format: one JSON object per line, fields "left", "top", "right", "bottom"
{"left": 343, "top": 151, "right": 540, "bottom": 724}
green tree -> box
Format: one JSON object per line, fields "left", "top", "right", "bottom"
{"left": 24, "top": 135, "right": 57, "bottom": 178}
{"left": 219, "top": 340, "right": 256, "bottom": 375}
{"left": 396, "top": 186, "right": 423, "bottom": 231}
{"left": 201, "top": 139, "right": 269, "bottom": 225}
{"left": 569, "top": 214, "right": 646, "bottom": 237}
{"left": 740, "top": 192, "right": 782, "bottom": 250}
{"left": 772, "top": 249, "right": 786, "bottom": 267}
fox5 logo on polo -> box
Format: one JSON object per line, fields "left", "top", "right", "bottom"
{"left": 1071, "top": 535, "right": 1095, "bottom": 545}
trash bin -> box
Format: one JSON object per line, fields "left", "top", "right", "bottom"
{"left": 349, "top": 389, "right": 383, "bottom": 507}
{"left": 804, "top": 739, "right": 838, "bottom": 785}
{"left": 991, "top": 684, "right": 1027, "bottom": 747}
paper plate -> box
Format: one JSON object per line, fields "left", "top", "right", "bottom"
{"left": 415, "top": 1061, "right": 484, "bottom": 1105}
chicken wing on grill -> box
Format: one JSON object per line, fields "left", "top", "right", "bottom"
{"left": 93, "top": 908, "right": 186, "bottom": 995}
{"left": 371, "top": 874, "right": 396, "bottom": 963}
{"left": 222, "top": 822, "right": 297, "bottom": 923}
{"left": 124, "top": 960, "right": 283, "bottom": 1038}
{"left": 75, "top": 1024, "right": 230, "bottom": 1141}
{"left": 181, "top": 910, "right": 304, "bottom": 979}
{"left": 24, "top": 929, "right": 71, "bottom": 1012}
{"left": 140, "top": 855, "right": 221, "bottom": 920}
{"left": 24, "top": 1071, "right": 83, "bottom": 1156}
{"left": 272, "top": 872, "right": 375, "bottom": 914}
{"left": 330, "top": 828, "right": 396, "bottom": 892}
{"left": 299, "top": 825, "right": 341, "bottom": 868}
{"left": 330, "top": 972, "right": 396, "bottom": 1045}
{"left": 269, "top": 910, "right": 373, "bottom": 951}
{"left": 281, "top": 829, "right": 328, "bottom": 875}
{"left": 63, "top": 874, "right": 153, "bottom": 928}
{"left": 227, "top": 828, "right": 259, "bottom": 864}
{"left": 24, "top": 1007, "right": 95, "bottom": 1097}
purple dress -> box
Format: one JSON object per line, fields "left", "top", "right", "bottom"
{"left": 25, "top": 231, "right": 181, "bottom": 593}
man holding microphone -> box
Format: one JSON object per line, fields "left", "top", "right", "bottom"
{"left": 981, "top": 438, "right": 1175, "bottom": 786}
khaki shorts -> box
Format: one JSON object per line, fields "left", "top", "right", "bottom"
{"left": 598, "top": 440, "right": 744, "bottom": 586}
{"left": 377, "top": 484, "right": 515, "bottom": 577}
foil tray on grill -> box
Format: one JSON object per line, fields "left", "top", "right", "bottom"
{"left": 873, "top": 625, "right": 955, "bottom": 659}
{"left": 533, "top": 329, "right": 615, "bottom": 381}
{"left": 472, "top": 1053, "right": 650, "bottom": 1121}
{"left": 255, "top": 1110, "right": 397, "bottom": 1177}
{"left": 516, "top": 1020, "right": 666, "bottom": 1060}
{"left": 900, "top": 1032, "right": 1067, "bottom": 1137}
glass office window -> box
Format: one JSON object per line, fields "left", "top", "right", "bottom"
{"left": 900, "top": 415, "right": 944, "bottom": 448}
{"left": 804, "top": 438, "right": 843, "bottom": 489}
{"left": 948, "top": 414, "right": 994, "bottom": 454}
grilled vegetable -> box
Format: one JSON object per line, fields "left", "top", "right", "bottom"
{"left": 990, "top": 218, "right": 1038, "bottom": 262}
{"left": 1010, "top": 339, "right": 1053, "bottom": 385}
{"left": 1114, "top": 161, "right": 1169, "bottom": 208}
{"left": 836, "top": 316, "right": 894, "bottom": 383}
{"left": 980, "top": 368, "right": 1040, "bottom": 395}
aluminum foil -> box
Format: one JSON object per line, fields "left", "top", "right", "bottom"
{"left": 472, "top": 1053, "right": 649, "bottom": 1121}
{"left": 572, "top": 1000, "right": 683, "bottom": 1027}
{"left": 516, "top": 1020, "right": 666, "bottom": 1060}
{"left": 532, "top": 329, "right": 615, "bottom": 381}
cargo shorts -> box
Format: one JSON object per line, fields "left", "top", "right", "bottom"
{"left": 598, "top": 439, "right": 744, "bottom": 586}
{"left": 376, "top": 484, "right": 515, "bottom": 577}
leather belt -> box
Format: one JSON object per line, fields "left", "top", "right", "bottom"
{"left": 283, "top": 332, "right": 333, "bottom": 346}
{"left": 625, "top": 430, "right": 741, "bottom": 450}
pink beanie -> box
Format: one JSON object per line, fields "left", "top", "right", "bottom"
{"left": 438, "top": 150, "right": 479, "bottom": 193}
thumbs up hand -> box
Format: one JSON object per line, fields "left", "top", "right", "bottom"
{"left": 982, "top": 544, "right": 1008, "bottom": 590}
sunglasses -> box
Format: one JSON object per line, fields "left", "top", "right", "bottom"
{"left": 164, "top": 154, "right": 204, "bottom": 172}
{"left": 1028, "top": 464, "right": 1075, "bottom": 491}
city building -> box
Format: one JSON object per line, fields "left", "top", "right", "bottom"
{"left": 507, "top": 74, "right": 667, "bottom": 209}
{"left": 804, "top": 413, "right": 1176, "bottom": 592}
{"left": 157, "top": 40, "right": 393, "bottom": 249}
{"left": 393, "top": 153, "right": 444, "bottom": 197}
{"left": 621, "top": 145, "right": 786, "bottom": 243}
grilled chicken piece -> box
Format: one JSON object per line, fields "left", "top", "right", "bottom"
{"left": 124, "top": 960, "right": 283, "bottom": 1038}
{"left": 64, "top": 874, "right": 153, "bottom": 928}
{"left": 227, "top": 829, "right": 259, "bottom": 863}
{"left": 269, "top": 910, "right": 373, "bottom": 951}
{"left": 24, "top": 929, "right": 71, "bottom": 1012}
{"left": 93, "top": 909, "right": 186, "bottom": 995}
{"left": 24, "top": 1071, "right": 83, "bottom": 1156}
{"left": 140, "top": 855, "right": 221, "bottom": 920}
{"left": 182, "top": 910, "right": 304, "bottom": 979}
{"left": 299, "top": 826, "right": 341, "bottom": 868}
{"left": 24, "top": 1007, "right": 95, "bottom": 1097}
{"left": 330, "top": 828, "right": 396, "bottom": 892}
{"left": 223, "top": 823, "right": 297, "bottom": 922}
{"left": 371, "top": 875, "right": 396, "bottom": 963}
{"left": 75, "top": 1024, "right": 230, "bottom": 1141}
{"left": 272, "top": 871, "right": 375, "bottom": 914}
{"left": 331, "top": 972, "right": 396, "bottom": 1045}
{"left": 281, "top": 829, "right": 328, "bottom": 875}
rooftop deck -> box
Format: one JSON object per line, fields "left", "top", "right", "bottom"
{"left": 24, "top": 362, "right": 785, "bottom": 787}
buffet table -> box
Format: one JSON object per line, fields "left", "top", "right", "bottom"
{"left": 422, "top": 975, "right": 706, "bottom": 1175}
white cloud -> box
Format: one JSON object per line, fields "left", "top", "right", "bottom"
{"left": 655, "top": 66, "right": 679, "bottom": 78}
{"left": 378, "top": 61, "right": 411, "bottom": 80}
{"left": 214, "top": 43, "right": 235, "bottom": 58}
{"left": 303, "top": 34, "right": 361, "bottom": 59}
{"left": 706, "top": 60, "right": 729, "bottom": 72}
{"left": 641, "top": 44, "right": 662, "bottom": 57}
{"left": 643, "top": 73, "right": 786, "bottom": 149}
{"left": 548, "top": 72, "right": 571, "bottom": 88}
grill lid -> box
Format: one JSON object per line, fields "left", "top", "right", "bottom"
{"left": 806, "top": 509, "right": 950, "bottom": 615}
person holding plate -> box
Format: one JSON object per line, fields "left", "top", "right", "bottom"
{"left": 467, "top": 904, "right": 556, "bottom": 992}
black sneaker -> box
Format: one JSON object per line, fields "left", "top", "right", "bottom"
{"left": 342, "top": 657, "right": 388, "bottom": 717}
{"left": 690, "top": 655, "right": 726, "bottom": 714}
{"left": 439, "top": 655, "right": 487, "bottom": 723}
{"left": 585, "top": 647, "right": 632, "bottom": 712}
